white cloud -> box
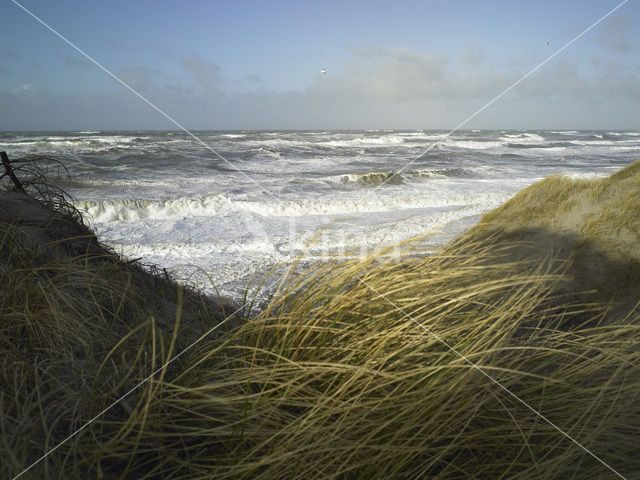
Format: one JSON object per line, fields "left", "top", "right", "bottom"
{"left": 345, "top": 47, "right": 449, "bottom": 101}
{"left": 2, "top": 45, "right": 639, "bottom": 130}
{"left": 9, "top": 83, "right": 37, "bottom": 97}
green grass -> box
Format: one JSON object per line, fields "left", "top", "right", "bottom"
{"left": 2, "top": 161, "right": 640, "bottom": 479}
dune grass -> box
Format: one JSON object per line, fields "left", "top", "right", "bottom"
{"left": 477, "top": 161, "right": 640, "bottom": 262}
{"left": 2, "top": 161, "right": 640, "bottom": 479}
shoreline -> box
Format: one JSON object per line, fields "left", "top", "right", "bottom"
{"left": 5, "top": 129, "right": 636, "bottom": 302}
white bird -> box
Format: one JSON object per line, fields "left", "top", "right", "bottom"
{"left": 320, "top": 68, "right": 326, "bottom": 74}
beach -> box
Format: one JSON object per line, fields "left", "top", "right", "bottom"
{"left": 4, "top": 0, "right": 639, "bottom": 476}
{"left": 2, "top": 129, "right": 638, "bottom": 298}
{"left": 1, "top": 143, "right": 640, "bottom": 478}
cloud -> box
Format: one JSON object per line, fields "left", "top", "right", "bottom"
{"left": 9, "top": 83, "right": 37, "bottom": 98}
{"left": 603, "top": 59, "right": 629, "bottom": 73}
{"left": 517, "top": 57, "right": 640, "bottom": 107}
{"left": 0, "top": 64, "right": 8, "bottom": 74}
{"left": 2, "top": 45, "right": 639, "bottom": 131}
{"left": 516, "top": 60, "right": 587, "bottom": 98}
{"left": 0, "top": 86, "right": 180, "bottom": 130}
{"left": 298, "top": 46, "right": 515, "bottom": 109}
{"left": 258, "top": 47, "right": 640, "bottom": 128}
{"left": 597, "top": 14, "right": 633, "bottom": 53}
{"left": 116, "top": 66, "right": 161, "bottom": 90}
{"left": 345, "top": 47, "right": 449, "bottom": 101}
{"left": 322, "top": 46, "right": 639, "bottom": 107}
{"left": 460, "top": 43, "right": 484, "bottom": 65}
{"left": 180, "top": 56, "right": 223, "bottom": 90}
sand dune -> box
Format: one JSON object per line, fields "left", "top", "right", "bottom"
{"left": 2, "top": 160, "right": 639, "bottom": 479}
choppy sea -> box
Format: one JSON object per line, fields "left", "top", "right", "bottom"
{"left": 3, "top": 129, "right": 639, "bottom": 298}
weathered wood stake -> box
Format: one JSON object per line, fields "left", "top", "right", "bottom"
{"left": 1, "top": 151, "right": 26, "bottom": 193}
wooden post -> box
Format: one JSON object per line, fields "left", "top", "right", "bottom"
{"left": 0, "top": 151, "right": 26, "bottom": 193}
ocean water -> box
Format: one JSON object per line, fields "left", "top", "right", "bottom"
{"left": 3, "top": 129, "right": 639, "bottom": 298}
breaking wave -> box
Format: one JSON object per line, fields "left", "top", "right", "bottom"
{"left": 77, "top": 189, "right": 511, "bottom": 223}
{"left": 340, "top": 170, "right": 403, "bottom": 185}
{"left": 333, "top": 166, "right": 486, "bottom": 186}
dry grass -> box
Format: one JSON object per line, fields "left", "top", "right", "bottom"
{"left": 2, "top": 161, "right": 640, "bottom": 479}
{"left": 477, "top": 161, "right": 640, "bottom": 263}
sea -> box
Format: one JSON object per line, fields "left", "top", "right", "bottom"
{"left": 2, "top": 130, "right": 639, "bottom": 299}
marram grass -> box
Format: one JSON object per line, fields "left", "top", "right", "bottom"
{"left": 2, "top": 161, "right": 640, "bottom": 479}
{"left": 145, "top": 239, "right": 639, "bottom": 480}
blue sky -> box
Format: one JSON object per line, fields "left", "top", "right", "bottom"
{"left": 1, "top": 0, "right": 638, "bottom": 130}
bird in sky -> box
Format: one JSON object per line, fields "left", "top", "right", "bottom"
{"left": 320, "top": 68, "right": 326, "bottom": 74}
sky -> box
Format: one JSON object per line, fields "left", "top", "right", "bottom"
{"left": 0, "top": 0, "right": 638, "bottom": 131}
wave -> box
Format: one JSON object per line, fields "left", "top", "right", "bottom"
{"left": 331, "top": 165, "right": 490, "bottom": 186}
{"left": 221, "top": 133, "right": 247, "bottom": 139}
{"left": 78, "top": 194, "right": 233, "bottom": 222}
{"left": 323, "top": 136, "right": 406, "bottom": 148}
{"left": 506, "top": 143, "right": 568, "bottom": 151}
{"left": 443, "top": 139, "right": 505, "bottom": 150}
{"left": 3, "top": 135, "right": 149, "bottom": 151}
{"left": 499, "top": 133, "right": 545, "bottom": 143}
{"left": 340, "top": 170, "right": 403, "bottom": 185}
{"left": 255, "top": 147, "right": 283, "bottom": 159}
{"left": 78, "top": 189, "right": 512, "bottom": 223}
{"left": 328, "top": 166, "right": 483, "bottom": 186}
{"left": 410, "top": 167, "right": 478, "bottom": 178}
{"left": 569, "top": 139, "right": 640, "bottom": 147}
{"left": 116, "top": 238, "right": 280, "bottom": 259}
